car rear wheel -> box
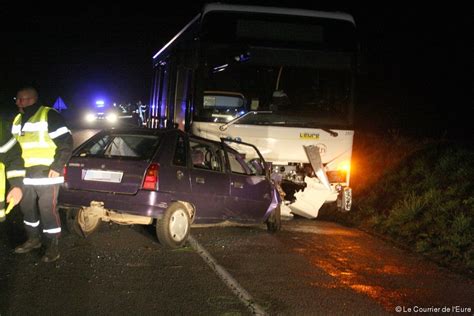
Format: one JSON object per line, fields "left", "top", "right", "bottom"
{"left": 65, "top": 208, "right": 81, "bottom": 236}
{"left": 75, "top": 207, "right": 102, "bottom": 237}
{"left": 266, "top": 204, "right": 282, "bottom": 233}
{"left": 156, "top": 202, "right": 190, "bottom": 248}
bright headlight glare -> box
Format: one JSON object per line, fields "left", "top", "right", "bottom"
{"left": 85, "top": 113, "right": 96, "bottom": 122}
{"left": 106, "top": 113, "right": 118, "bottom": 123}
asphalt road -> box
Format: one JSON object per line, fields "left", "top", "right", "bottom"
{"left": 1, "top": 214, "right": 473, "bottom": 315}
{"left": 192, "top": 219, "right": 474, "bottom": 315}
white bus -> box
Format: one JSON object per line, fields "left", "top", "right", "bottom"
{"left": 149, "top": 3, "right": 358, "bottom": 217}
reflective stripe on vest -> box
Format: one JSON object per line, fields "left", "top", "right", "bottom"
{"left": 0, "top": 137, "right": 17, "bottom": 153}
{"left": 0, "top": 163, "right": 5, "bottom": 210}
{"left": 24, "top": 220, "right": 40, "bottom": 227}
{"left": 43, "top": 227, "right": 61, "bottom": 234}
{"left": 23, "top": 177, "right": 64, "bottom": 185}
{"left": 6, "top": 169, "right": 26, "bottom": 179}
{"left": 49, "top": 126, "right": 71, "bottom": 139}
{"left": 12, "top": 106, "right": 58, "bottom": 167}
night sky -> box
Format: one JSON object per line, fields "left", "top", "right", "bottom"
{"left": 1, "top": 2, "right": 470, "bottom": 137}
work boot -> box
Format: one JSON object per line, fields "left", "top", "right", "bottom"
{"left": 41, "top": 238, "right": 60, "bottom": 263}
{"left": 14, "top": 237, "right": 42, "bottom": 254}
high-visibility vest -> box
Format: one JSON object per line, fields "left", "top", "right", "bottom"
{"left": 12, "top": 106, "right": 57, "bottom": 168}
{"left": 0, "top": 161, "right": 25, "bottom": 220}
{"left": 0, "top": 163, "right": 5, "bottom": 220}
{"left": 0, "top": 119, "right": 26, "bottom": 220}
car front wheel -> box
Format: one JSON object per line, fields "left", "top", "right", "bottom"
{"left": 156, "top": 202, "right": 190, "bottom": 248}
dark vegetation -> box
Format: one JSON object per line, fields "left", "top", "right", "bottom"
{"left": 322, "top": 131, "right": 474, "bottom": 277}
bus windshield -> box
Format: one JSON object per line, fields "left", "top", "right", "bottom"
{"left": 194, "top": 12, "right": 356, "bottom": 128}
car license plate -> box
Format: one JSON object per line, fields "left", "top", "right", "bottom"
{"left": 83, "top": 169, "right": 123, "bottom": 183}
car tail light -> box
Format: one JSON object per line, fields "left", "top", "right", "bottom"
{"left": 63, "top": 166, "right": 67, "bottom": 182}
{"left": 142, "top": 163, "right": 159, "bottom": 190}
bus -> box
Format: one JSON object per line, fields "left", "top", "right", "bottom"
{"left": 148, "top": 3, "right": 358, "bottom": 217}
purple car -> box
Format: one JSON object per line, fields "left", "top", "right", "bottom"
{"left": 59, "top": 128, "right": 281, "bottom": 248}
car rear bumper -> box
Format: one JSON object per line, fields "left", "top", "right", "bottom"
{"left": 58, "top": 188, "right": 174, "bottom": 218}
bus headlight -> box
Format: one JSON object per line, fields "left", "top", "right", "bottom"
{"left": 326, "top": 161, "right": 351, "bottom": 183}
{"left": 327, "top": 170, "right": 347, "bottom": 183}
{"left": 337, "top": 161, "right": 351, "bottom": 173}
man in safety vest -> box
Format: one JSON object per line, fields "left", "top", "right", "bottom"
{"left": 12, "top": 86, "right": 73, "bottom": 263}
{"left": 0, "top": 116, "right": 25, "bottom": 222}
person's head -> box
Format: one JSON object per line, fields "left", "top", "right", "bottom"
{"left": 16, "top": 86, "right": 39, "bottom": 111}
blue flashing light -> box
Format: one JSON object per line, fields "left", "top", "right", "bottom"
{"left": 96, "top": 100, "right": 105, "bottom": 108}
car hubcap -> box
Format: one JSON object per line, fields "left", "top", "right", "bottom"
{"left": 78, "top": 209, "right": 99, "bottom": 232}
{"left": 169, "top": 209, "right": 189, "bottom": 242}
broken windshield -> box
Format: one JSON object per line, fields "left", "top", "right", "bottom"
{"left": 197, "top": 48, "right": 353, "bottom": 127}
{"left": 195, "top": 45, "right": 355, "bottom": 128}
{"left": 194, "top": 11, "right": 356, "bottom": 128}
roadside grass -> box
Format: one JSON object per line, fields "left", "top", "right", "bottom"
{"left": 321, "top": 131, "right": 474, "bottom": 276}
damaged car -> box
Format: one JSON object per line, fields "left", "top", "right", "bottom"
{"left": 59, "top": 128, "right": 281, "bottom": 248}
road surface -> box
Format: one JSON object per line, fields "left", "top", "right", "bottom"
{"left": 1, "top": 214, "right": 472, "bottom": 315}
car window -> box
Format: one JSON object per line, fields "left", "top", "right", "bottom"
{"left": 105, "top": 137, "right": 138, "bottom": 157}
{"left": 173, "top": 135, "right": 187, "bottom": 166}
{"left": 227, "top": 150, "right": 252, "bottom": 174}
{"left": 81, "top": 135, "right": 110, "bottom": 155}
{"left": 189, "top": 139, "right": 223, "bottom": 172}
{"left": 224, "top": 141, "right": 265, "bottom": 176}
{"left": 76, "top": 134, "right": 160, "bottom": 159}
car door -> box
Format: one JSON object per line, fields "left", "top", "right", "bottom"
{"left": 157, "top": 132, "right": 191, "bottom": 195}
{"left": 188, "top": 137, "right": 229, "bottom": 222}
{"left": 223, "top": 139, "right": 273, "bottom": 221}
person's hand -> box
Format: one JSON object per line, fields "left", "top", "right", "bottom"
{"left": 48, "top": 169, "right": 60, "bottom": 178}
{"left": 6, "top": 187, "right": 23, "bottom": 206}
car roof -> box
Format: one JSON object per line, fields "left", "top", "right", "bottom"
{"left": 99, "top": 128, "right": 223, "bottom": 146}
{"left": 101, "top": 127, "right": 178, "bottom": 136}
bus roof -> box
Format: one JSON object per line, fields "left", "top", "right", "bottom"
{"left": 202, "top": 3, "right": 355, "bottom": 24}
{"left": 153, "top": 3, "right": 355, "bottom": 60}
{"left": 153, "top": 14, "right": 200, "bottom": 60}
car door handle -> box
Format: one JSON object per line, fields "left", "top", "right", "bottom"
{"left": 195, "top": 177, "right": 205, "bottom": 184}
{"left": 176, "top": 170, "right": 184, "bottom": 180}
{"left": 231, "top": 181, "right": 244, "bottom": 189}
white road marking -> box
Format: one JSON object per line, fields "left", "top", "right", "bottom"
{"left": 188, "top": 235, "right": 267, "bottom": 316}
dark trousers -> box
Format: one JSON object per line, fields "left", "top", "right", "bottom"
{"left": 20, "top": 184, "right": 61, "bottom": 239}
